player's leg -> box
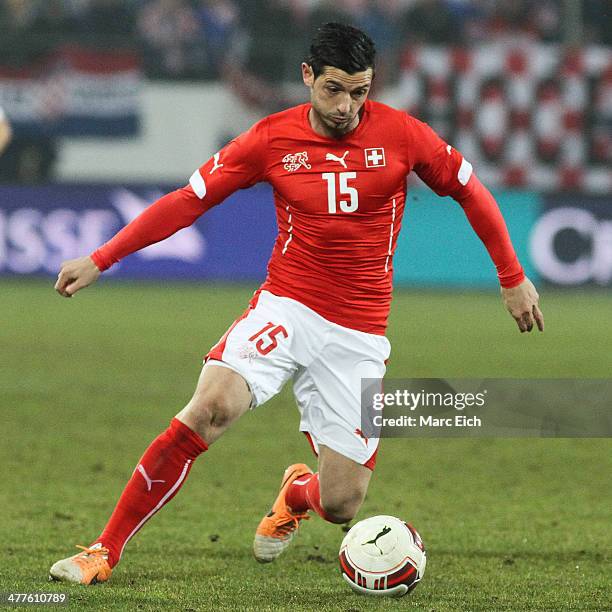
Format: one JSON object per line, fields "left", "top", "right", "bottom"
{"left": 254, "top": 303, "right": 388, "bottom": 562}
{"left": 280, "top": 441, "right": 374, "bottom": 525}
{"left": 254, "top": 311, "right": 390, "bottom": 562}
{"left": 308, "top": 444, "right": 372, "bottom": 522}
{"left": 175, "top": 361, "right": 252, "bottom": 444}
{"left": 49, "top": 364, "right": 251, "bottom": 584}
{"left": 50, "top": 290, "right": 299, "bottom": 582}
{"left": 253, "top": 439, "right": 374, "bottom": 562}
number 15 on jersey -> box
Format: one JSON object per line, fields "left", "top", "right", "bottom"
{"left": 322, "top": 172, "right": 359, "bottom": 214}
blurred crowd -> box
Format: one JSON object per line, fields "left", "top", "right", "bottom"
{"left": 0, "top": 0, "right": 610, "bottom": 80}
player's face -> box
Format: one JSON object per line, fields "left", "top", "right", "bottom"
{"left": 302, "top": 64, "right": 373, "bottom": 138}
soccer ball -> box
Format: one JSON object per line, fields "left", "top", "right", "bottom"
{"left": 339, "top": 515, "right": 426, "bottom": 597}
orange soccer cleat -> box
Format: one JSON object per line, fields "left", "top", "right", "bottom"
{"left": 253, "top": 463, "right": 313, "bottom": 563}
{"left": 49, "top": 543, "right": 112, "bottom": 585}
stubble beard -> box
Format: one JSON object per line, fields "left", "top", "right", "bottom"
{"left": 310, "top": 105, "right": 359, "bottom": 138}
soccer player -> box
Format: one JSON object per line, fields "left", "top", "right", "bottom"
{"left": 50, "top": 23, "right": 544, "bottom": 584}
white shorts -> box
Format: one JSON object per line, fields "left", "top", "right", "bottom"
{"left": 205, "top": 290, "right": 390, "bottom": 468}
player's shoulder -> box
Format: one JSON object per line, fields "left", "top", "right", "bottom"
{"left": 372, "top": 102, "right": 437, "bottom": 146}
{"left": 363, "top": 100, "right": 426, "bottom": 144}
{"left": 364, "top": 99, "right": 411, "bottom": 126}
{"left": 368, "top": 99, "right": 431, "bottom": 130}
{"left": 262, "top": 103, "right": 309, "bottom": 132}
{"left": 241, "top": 104, "right": 309, "bottom": 142}
{"left": 366, "top": 99, "right": 404, "bottom": 117}
{"left": 232, "top": 105, "right": 307, "bottom": 151}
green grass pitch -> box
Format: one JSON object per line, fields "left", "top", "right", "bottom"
{"left": 1, "top": 280, "right": 611, "bottom": 611}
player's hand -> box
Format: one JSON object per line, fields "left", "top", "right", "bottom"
{"left": 501, "top": 277, "right": 544, "bottom": 333}
{"left": 55, "top": 256, "right": 101, "bottom": 298}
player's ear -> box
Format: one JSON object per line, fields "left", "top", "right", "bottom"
{"left": 302, "top": 63, "right": 315, "bottom": 88}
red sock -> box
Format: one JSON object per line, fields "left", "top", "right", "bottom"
{"left": 285, "top": 472, "right": 344, "bottom": 524}
{"left": 93, "top": 418, "right": 207, "bottom": 567}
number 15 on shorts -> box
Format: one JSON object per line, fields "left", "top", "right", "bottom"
{"left": 249, "top": 322, "right": 288, "bottom": 356}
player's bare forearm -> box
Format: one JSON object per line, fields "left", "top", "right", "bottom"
{"left": 55, "top": 256, "right": 101, "bottom": 298}
{"left": 501, "top": 276, "right": 544, "bottom": 333}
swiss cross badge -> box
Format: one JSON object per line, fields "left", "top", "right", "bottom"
{"left": 364, "top": 147, "right": 386, "bottom": 168}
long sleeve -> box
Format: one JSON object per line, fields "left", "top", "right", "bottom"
{"left": 90, "top": 186, "right": 208, "bottom": 271}
{"left": 90, "top": 117, "right": 270, "bottom": 271}
{"left": 406, "top": 115, "right": 524, "bottom": 288}
{"left": 455, "top": 175, "right": 524, "bottom": 288}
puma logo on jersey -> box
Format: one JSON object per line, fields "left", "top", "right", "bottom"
{"left": 137, "top": 464, "right": 166, "bottom": 492}
{"left": 283, "top": 151, "right": 311, "bottom": 172}
{"left": 209, "top": 152, "right": 224, "bottom": 174}
{"left": 326, "top": 150, "right": 349, "bottom": 168}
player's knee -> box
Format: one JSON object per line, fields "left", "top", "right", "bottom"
{"left": 184, "top": 388, "right": 239, "bottom": 439}
{"left": 204, "top": 392, "right": 237, "bottom": 428}
{"left": 320, "top": 489, "right": 365, "bottom": 523}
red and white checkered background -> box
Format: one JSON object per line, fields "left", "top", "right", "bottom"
{"left": 393, "top": 44, "right": 611, "bottom": 193}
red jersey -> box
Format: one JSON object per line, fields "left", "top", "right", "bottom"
{"left": 92, "top": 100, "right": 523, "bottom": 335}
{"left": 188, "top": 100, "right": 483, "bottom": 334}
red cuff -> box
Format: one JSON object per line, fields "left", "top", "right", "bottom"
{"left": 499, "top": 269, "right": 525, "bottom": 289}
{"left": 90, "top": 249, "right": 110, "bottom": 272}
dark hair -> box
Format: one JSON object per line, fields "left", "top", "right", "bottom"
{"left": 307, "top": 22, "right": 376, "bottom": 78}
